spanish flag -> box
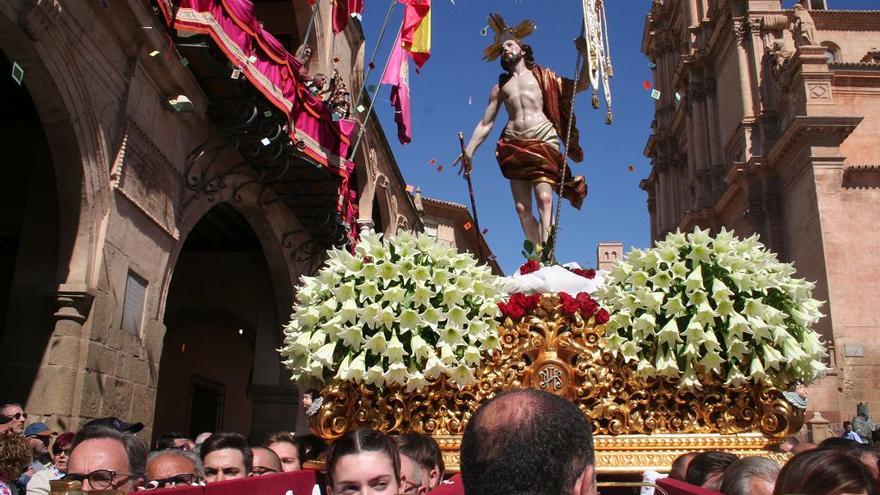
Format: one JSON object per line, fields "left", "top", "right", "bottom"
{"left": 400, "top": 0, "right": 430, "bottom": 69}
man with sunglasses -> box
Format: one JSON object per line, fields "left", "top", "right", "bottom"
{"left": 65, "top": 425, "right": 147, "bottom": 492}
{"left": 142, "top": 449, "right": 204, "bottom": 490}
{"left": 0, "top": 403, "right": 26, "bottom": 435}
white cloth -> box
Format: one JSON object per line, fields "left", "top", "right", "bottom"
{"left": 640, "top": 470, "right": 667, "bottom": 495}
{"left": 499, "top": 263, "right": 606, "bottom": 296}
{"left": 844, "top": 430, "right": 864, "bottom": 443}
{"left": 26, "top": 466, "right": 62, "bottom": 495}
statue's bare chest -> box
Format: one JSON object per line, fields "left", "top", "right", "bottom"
{"left": 500, "top": 72, "right": 543, "bottom": 104}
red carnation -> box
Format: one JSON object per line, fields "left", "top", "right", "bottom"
{"left": 594, "top": 308, "right": 610, "bottom": 324}
{"left": 519, "top": 260, "right": 541, "bottom": 275}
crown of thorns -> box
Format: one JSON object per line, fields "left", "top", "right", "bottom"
{"left": 482, "top": 13, "right": 536, "bottom": 62}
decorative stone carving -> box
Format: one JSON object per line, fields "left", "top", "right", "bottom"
{"left": 54, "top": 286, "right": 97, "bottom": 324}
{"left": 852, "top": 402, "right": 877, "bottom": 444}
{"left": 792, "top": 5, "right": 819, "bottom": 47}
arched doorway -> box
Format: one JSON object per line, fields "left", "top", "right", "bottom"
{"left": 0, "top": 51, "right": 60, "bottom": 401}
{"left": 153, "top": 202, "right": 286, "bottom": 441}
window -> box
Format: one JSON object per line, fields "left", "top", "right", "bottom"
{"left": 821, "top": 42, "right": 840, "bottom": 64}
{"left": 121, "top": 270, "right": 147, "bottom": 336}
{"left": 423, "top": 221, "right": 439, "bottom": 239}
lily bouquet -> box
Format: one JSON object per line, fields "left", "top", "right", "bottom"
{"left": 280, "top": 230, "right": 503, "bottom": 391}
{"left": 596, "top": 228, "right": 827, "bottom": 389}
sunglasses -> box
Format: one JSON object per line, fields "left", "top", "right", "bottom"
{"left": 140, "top": 473, "right": 201, "bottom": 490}
{"left": 250, "top": 466, "right": 279, "bottom": 476}
{"left": 63, "top": 470, "right": 133, "bottom": 490}
{"left": 2, "top": 412, "right": 27, "bottom": 421}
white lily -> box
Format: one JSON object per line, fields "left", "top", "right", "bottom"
{"left": 339, "top": 299, "right": 359, "bottom": 324}
{"left": 364, "top": 364, "right": 386, "bottom": 387}
{"left": 423, "top": 355, "right": 448, "bottom": 380}
{"left": 385, "top": 333, "right": 408, "bottom": 363}
{"left": 338, "top": 325, "right": 364, "bottom": 351}
{"left": 449, "top": 363, "right": 475, "bottom": 389}
{"left": 446, "top": 306, "right": 469, "bottom": 329}
{"left": 384, "top": 362, "right": 408, "bottom": 386}
{"left": 405, "top": 369, "right": 431, "bottom": 392}
{"left": 409, "top": 334, "right": 433, "bottom": 360}
{"left": 314, "top": 341, "right": 336, "bottom": 366}
{"left": 348, "top": 352, "right": 367, "bottom": 382}
{"left": 685, "top": 265, "right": 703, "bottom": 292}
{"left": 364, "top": 332, "right": 387, "bottom": 355}
{"left": 398, "top": 308, "right": 423, "bottom": 333}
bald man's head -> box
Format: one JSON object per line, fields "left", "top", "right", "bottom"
{"left": 251, "top": 447, "right": 282, "bottom": 476}
{"left": 461, "top": 389, "right": 595, "bottom": 495}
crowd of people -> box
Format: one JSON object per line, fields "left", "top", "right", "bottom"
{"left": 2, "top": 395, "right": 880, "bottom": 495}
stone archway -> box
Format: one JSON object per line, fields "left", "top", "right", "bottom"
{"left": 154, "top": 197, "right": 299, "bottom": 442}
{"left": 0, "top": 51, "right": 60, "bottom": 402}
{"left": 0, "top": 6, "right": 112, "bottom": 421}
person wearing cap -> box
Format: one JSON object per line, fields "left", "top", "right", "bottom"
{"left": 81, "top": 417, "right": 144, "bottom": 434}
{"left": 16, "top": 423, "right": 56, "bottom": 491}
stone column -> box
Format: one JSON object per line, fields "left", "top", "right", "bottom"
{"left": 26, "top": 284, "right": 96, "bottom": 429}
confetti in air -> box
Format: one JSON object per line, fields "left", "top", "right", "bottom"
{"left": 651, "top": 89, "right": 661, "bottom": 100}
{"left": 642, "top": 80, "right": 651, "bottom": 90}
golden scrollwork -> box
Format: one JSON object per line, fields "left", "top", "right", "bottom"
{"left": 311, "top": 294, "right": 804, "bottom": 473}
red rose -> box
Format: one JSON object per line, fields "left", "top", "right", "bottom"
{"left": 505, "top": 302, "right": 525, "bottom": 319}
{"left": 576, "top": 293, "right": 599, "bottom": 317}
{"left": 519, "top": 260, "right": 541, "bottom": 275}
{"left": 570, "top": 267, "right": 596, "bottom": 279}
{"left": 558, "top": 292, "right": 580, "bottom": 316}
{"left": 594, "top": 308, "right": 610, "bottom": 324}
{"left": 523, "top": 294, "right": 542, "bottom": 310}
{"left": 509, "top": 292, "right": 527, "bottom": 307}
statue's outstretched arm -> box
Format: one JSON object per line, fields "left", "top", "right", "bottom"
{"left": 465, "top": 84, "right": 502, "bottom": 159}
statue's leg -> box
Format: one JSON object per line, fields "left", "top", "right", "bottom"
{"left": 533, "top": 181, "right": 554, "bottom": 243}
{"left": 510, "top": 179, "right": 541, "bottom": 244}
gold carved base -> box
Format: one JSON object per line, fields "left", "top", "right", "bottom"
{"left": 434, "top": 433, "right": 789, "bottom": 473}
{"left": 311, "top": 295, "right": 803, "bottom": 473}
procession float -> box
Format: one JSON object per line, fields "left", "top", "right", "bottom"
{"left": 280, "top": 227, "right": 827, "bottom": 473}
{"left": 279, "top": 0, "right": 828, "bottom": 475}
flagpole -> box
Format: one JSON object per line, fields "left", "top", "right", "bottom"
{"left": 348, "top": 21, "right": 404, "bottom": 161}
{"left": 301, "top": 1, "right": 320, "bottom": 49}
{"left": 352, "top": 0, "right": 398, "bottom": 113}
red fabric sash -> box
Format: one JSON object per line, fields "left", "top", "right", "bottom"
{"left": 495, "top": 137, "right": 587, "bottom": 210}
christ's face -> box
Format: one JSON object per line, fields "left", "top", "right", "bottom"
{"left": 501, "top": 39, "right": 523, "bottom": 64}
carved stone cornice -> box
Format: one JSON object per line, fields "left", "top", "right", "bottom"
{"left": 767, "top": 116, "right": 863, "bottom": 167}
{"left": 54, "top": 285, "right": 97, "bottom": 324}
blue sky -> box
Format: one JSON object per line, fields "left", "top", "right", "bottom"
{"left": 360, "top": 0, "right": 876, "bottom": 274}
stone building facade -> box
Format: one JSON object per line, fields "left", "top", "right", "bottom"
{"left": 640, "top": 0, "right": 880, "bottom": 424}
{"left": 0, "top": 0, "right": 490, "bottom": 441}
